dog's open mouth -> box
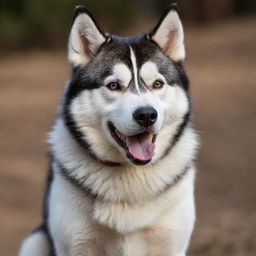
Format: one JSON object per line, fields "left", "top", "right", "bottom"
{"left": 108, "top": 122, "right": 156, "bottom": 165}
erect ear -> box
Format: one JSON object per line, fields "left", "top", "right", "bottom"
{"left": 150, "top": 4, "right": 185, "bottom": 62}
{"left": 68, "top": 6, "right": 106, "bottom": 67}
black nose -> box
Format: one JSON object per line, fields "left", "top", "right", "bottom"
{"left": 133, "top": 107, "right": 158, "bottom": 127}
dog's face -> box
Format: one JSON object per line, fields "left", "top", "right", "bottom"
{"left": 63, "top": 6, "right": 190, "bottom": 166}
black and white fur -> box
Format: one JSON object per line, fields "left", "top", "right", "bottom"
{"left": 19, "top": 4, "right": 198, "bottom": 256}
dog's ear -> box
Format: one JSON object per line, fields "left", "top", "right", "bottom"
{"left": 149, "top": 4, "right": 185, "bottom": 62}
{"left": 68, "top": 6, "right": 106, "bottom": 67}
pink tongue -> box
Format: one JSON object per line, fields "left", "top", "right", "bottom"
{"left": 126, "top": 133, "right": 155, "bottom": 161}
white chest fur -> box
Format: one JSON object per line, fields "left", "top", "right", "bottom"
{"left": 48, "top": 163, "right": 195, "bottom": 256}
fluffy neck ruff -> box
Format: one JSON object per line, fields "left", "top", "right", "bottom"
{"left": 48, "top": 118, "right": 198, "bottom": 204}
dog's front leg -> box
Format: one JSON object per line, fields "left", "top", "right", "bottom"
{"left": 146, "top": 173, "right": 196, "bottom": 256}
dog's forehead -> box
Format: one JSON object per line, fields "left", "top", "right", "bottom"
{"left": 101, "top": 35, "right": 157, "bottom": 66}
{"left": 110, "top": 61, "right": 163, "bottom": 84}
{"left": 101, "top": 36, "right": 178, "bottom": 85}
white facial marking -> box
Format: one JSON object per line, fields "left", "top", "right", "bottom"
{"left": 104, "top": 63, "right": 131, "bottom": 88}
{"left": 130, "top": 47, "right": 141, "bottom": 95}
{"left": 140, "top": 61, "right": 167, "bottom": 86}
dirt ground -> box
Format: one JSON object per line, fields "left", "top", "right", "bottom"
{"left": 0, "top": 17, "right": 255, "bottom": 255}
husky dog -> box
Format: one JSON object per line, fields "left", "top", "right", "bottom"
{"left": 19, "top": 4, "right": 198, "bottom": 256}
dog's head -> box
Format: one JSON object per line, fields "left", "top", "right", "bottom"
{"left": 63, "top": 5, "right": 190, "bottom": 166}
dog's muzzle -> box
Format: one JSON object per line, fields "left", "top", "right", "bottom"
{"left": 108, "top": 122, "right": 157, "bottom": 165}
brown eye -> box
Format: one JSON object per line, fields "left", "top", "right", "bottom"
{"left": 152, "top": 80, "right": 164, "bottom": 89}
{"left": 106, "top": 82, "right": 121, "bottom": 91}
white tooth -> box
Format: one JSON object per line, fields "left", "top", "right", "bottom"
{"left": 115, "top": 128, "right": 126, "bottom": 142}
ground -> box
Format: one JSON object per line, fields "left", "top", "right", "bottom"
{"left": 0, "top": 17, "right": 255, "bottom": 255}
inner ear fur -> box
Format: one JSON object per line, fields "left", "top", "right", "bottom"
{"left": 68, "top": 6, "right": 106, "bottom": 67}
{"left": 149, "top": 4, "right": 185, "bottom": 62}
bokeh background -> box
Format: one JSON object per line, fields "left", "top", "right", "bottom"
{"left": 0, "top": 0, "right": 255, "bottom": 255}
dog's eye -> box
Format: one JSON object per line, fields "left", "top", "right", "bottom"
{"left": 152, "top": 80, "right": 164, "bottom": 89}
{"left": 106, "top": 82, "right": 121, "bottom": 91}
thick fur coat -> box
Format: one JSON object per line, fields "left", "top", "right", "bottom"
{"left": 19, "top": 4, "right": 198, "bottom": 256}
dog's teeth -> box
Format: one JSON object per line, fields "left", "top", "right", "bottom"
{"left": 115, "top": 129, "right": 126, "bottom": 142}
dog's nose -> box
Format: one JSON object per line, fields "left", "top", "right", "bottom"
{"left": 133, "top": 107, "right": 158, "bottom": 127}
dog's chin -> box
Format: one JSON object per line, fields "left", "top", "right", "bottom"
{"left": 108, "top": 122, "right": 157, "bottom": 166}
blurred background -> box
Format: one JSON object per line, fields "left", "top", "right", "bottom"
{"left": 0, "top": 0, "right": 255, "bottom": 255}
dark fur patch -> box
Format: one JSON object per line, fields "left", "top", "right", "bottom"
{"left": 173, "top": 61, "right": 190, "bottom": 91}
{"left": 42, "top": 158, "right": 56, "bottom": 256}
